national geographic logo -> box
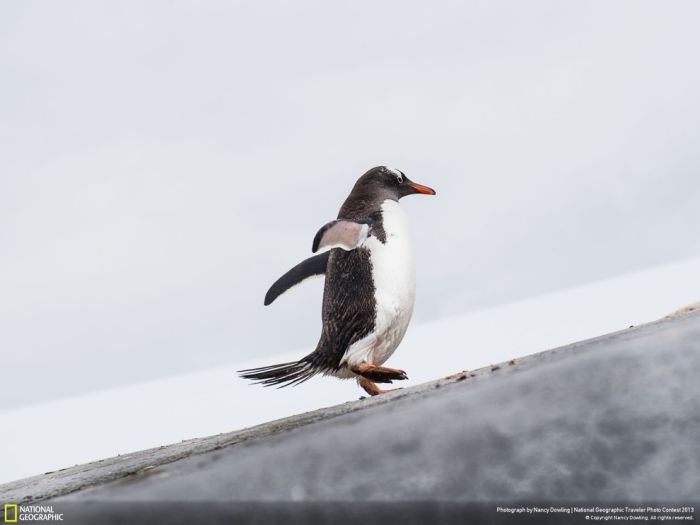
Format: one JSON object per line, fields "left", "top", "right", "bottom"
{"left": 2, "top": 504, "right": 63, "bottom": 522}
{"left": 1, "top": 505, "right": 16, "bottom": 524}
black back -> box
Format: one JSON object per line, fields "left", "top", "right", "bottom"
{"left": 304, "top": 166, "right": 400, "bottom": 372}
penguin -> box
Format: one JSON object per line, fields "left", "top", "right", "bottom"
{"left": 239, "top": 166, "right": 436, "bottom": 396}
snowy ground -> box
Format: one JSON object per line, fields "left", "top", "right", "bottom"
{"left": 1, "top": 256, "right": 698, "bottom": 485}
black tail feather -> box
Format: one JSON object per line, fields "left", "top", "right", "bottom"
{"left": 238, "top": 359, "right": 318, "bottom": 388}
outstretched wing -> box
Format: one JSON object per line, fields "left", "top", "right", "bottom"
{"left": 312, "top": 219, "right": 374, "bottom": 253}
{"left": 264, "top": 252, "right": 330, "bottom": 306}
{"left": 264, "top": 218, "right": 374, "bottom": 306}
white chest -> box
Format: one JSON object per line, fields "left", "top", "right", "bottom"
{"left": 361, "top": 199, "right": 416, "bottom": 364}
{"left": 366, "top": 199, "right": 416, "bottom": 309}
{"left": 338, "top": 199, "right": 418, "bottom": 372}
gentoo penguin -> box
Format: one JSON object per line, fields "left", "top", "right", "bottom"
{"left": 239, "top": 166, "right": 435, "bottom": 396}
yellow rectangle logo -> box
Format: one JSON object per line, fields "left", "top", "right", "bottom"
{"left": 3, "top": 503, "right": 18, "bottom": 523}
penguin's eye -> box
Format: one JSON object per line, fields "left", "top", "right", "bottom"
{"left": 386, "top": 167, "right": 404, "bottom": 183}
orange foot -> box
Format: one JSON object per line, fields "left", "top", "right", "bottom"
{"left": 350, "top": 362, "right": 408, "bottom": 383}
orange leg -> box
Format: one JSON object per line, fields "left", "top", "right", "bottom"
{"left": 357, "top": 377, "right": 400, "bottom": 396}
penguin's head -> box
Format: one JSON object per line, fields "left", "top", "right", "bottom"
{"left": 353, "top": 166, "right": 436, "bottom": 201}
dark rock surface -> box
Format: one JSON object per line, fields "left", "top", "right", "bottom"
{"left": 2, "top": 311, "right": 699, "bottom": 516}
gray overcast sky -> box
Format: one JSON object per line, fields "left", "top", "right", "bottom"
{"left": 1, "top": 0, "right": 699, "bottom": 408}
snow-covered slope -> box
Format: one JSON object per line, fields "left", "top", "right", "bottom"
{"left": 1, "top": 256, "right": 698, "bottom": 484}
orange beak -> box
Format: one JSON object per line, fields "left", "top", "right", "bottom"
{"left": 407, "top": 182, "right": 436, "bottom": 195}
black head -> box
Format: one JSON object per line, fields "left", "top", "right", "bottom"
{"left": 338, "top": 166, "right": 436, "bottom": 220}
{"left": 351, "top": 166, "right": 436, "bottom": 201}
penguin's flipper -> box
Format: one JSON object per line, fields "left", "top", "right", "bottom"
{"left": 264, "top": 251, "right": 330, "bottom": 306}
{"left": 312, "top": 219, "right": 373, "bottom": 253}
